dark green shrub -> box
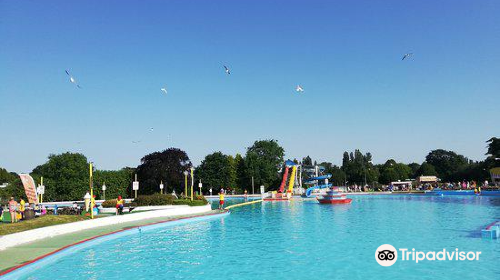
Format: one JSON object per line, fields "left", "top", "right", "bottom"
{"left": 101, "top": 199, "right": 117, "bottom": 208}
{"left": 134, "top": 194, "right": 175, "bottom": 206}
{"left": 172, "top": 195, "right": 208, "bottom": 206}
{"left": 46, "top": 207, "right": 81, "bottom": 215}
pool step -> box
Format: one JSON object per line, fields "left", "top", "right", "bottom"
{"left": 481, "top": 221, "right": 500, "bottom": 239}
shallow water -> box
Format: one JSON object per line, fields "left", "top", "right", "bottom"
{"left": 14, "top": 195, "right": 500, "bottom": 279}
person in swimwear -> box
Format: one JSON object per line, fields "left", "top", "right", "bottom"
{"left": 116, "top": 195, "right": 124, "bottom": 215}
{"left": 8, "top": 197, "right": 18, "bottom": 223}
{"left": 219, "top": 190, "right": 225, "bottom": 210}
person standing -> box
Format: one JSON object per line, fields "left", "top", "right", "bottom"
{"left": 19, "top": 198, "right": 26, "bottom": 220}
{"left": 8, "top": 197, "right": 18, "bottom": 223}
{"left": 219, "top": 190, "right": 225, "bottom": 210}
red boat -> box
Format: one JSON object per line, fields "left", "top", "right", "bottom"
{"left": 317, "top": 189, "right": 352, "bottom": 204}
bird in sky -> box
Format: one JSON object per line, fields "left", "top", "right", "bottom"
{"left": 223, "top": 65, "right": 230, "bottom": 75}
{"left": 160, "top": 88, "right": 167, "bottom": 95}
{"left": 65, "top": 70, "right": 81, "bottom": 88}
{"left": 150, "top": 127, "right": 154, "bottom": 132}
{"left": 296, "top": 85, "right": 304, "bottom": 92}
{"left": 132, "top": 140, "right": 141, "bottom": 144}
{"left": 402, "top": 52, "right": 413, "bottom": 61}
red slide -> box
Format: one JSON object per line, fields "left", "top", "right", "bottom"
{"left": 278, "top": 167, "right": 289, "bottom": 193}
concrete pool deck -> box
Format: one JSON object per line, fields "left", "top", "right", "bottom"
{"left": 0, "top": 205, "right": 222, "bottom": 273}
{"left": 0, "top": 204, "right": 212, "bottom": 251}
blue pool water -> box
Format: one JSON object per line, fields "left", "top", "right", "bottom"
{"left": 9, "top": 195, "right": 500, "bottom": 279}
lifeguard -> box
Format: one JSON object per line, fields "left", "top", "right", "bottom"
{"left": 219, "top": 190, "right": 225, "bottom": 210}
{"left": 116, "top": 195, "right": 124, "bottom": 215}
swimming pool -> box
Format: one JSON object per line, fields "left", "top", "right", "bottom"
{"left": 5, "top": 195, "right": 500, "bottom": 279}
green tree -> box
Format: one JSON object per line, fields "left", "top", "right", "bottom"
{"left": 425, "top": 149, "right": 468, "bottom": 181}
{"left": 244, "top": 140, "right": 285, "bottom": 191}
{"left": 320, "top": 162, "right": 347, "bottom": 186}
{"left": 234, "top": 153, "right": 247, "bottom": 191}
{"left": 196, "top": 152, "right": 236, "bottom": 194}
{"left": 453, "top": 161, "right": 488, "bottom": 182}
{"left": 378, "top": 160, "right": 412, "bottom": 184}
{"left": 0, "top": 168, "right": 16, "bottom": 184}
{"left": 486, "top": 137, "right": 500, "bottom": 158}
{"left": 302, "top": 156, "right": 313, "bottom": 166}
{"left": 341, "top": 149, "right": 374, "bottom": 185}
{"left": 94, "top": 168, "right": 135, "bottom": 199}
{"left": 416, "top": 162, "right": 438, "bottom": 177}
{"left": 136, "top": 148, "right": 192, "bottom": 195}
{"left": 485, "top": 137, "right": 500, "bottom": 170}
{"left": 31, "top": 152, "right": 89, "bottom": 201}
{"left": 0, "top": 169, "right": 24, "bottom": 203}
{"left": 408, "top": 163, "right": 421, "bottom": 178}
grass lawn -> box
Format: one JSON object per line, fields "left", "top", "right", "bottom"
{"left": 0, "top": 215, "right": 88, "bottom": 236}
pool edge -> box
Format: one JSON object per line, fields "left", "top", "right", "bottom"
{"left": 0, "top": 210, "right": 230, "bottom": 277}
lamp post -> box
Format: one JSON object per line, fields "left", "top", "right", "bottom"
{"left": 89, "top": 162, "right": 94, "bottom": 219}
{"left": 198, "top": 179, "right": 202, "bottom": 196}
{"left": 160, "top": 181, "right": 164, "bottom": 194}
{"left": 183, "top": 170, "right": 188, "bottom": 198}
{"left": 363, "top": 160, "right": 373, "bottom": 187}
{"left": 102, "top": 183, "right": 106, "bottom": 200}
{"left": 251, "top": 176, "right": 255, "bottom": 195}
{"left": 190, "top": 167, "right": 194, "bottom": 201}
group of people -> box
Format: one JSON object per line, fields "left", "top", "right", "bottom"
{"left": 0, "top": 197, "right": 27, "bottom": 223}
{"left": 426, "top": 180, "right": 490, "bottom": 192}
{"left": 217, "top": 189, "right": 249, "bottom": 210}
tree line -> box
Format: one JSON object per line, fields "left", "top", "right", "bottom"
{"left": 1, "top": 138, "right": 498, "bottom": 202}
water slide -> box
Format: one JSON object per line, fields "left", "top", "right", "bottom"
{"left": 278, "top": 167, "right": 290, "bottom": 193}
{"left": 304, "top": 174, "right": 332, "bottom": 197}
{"left": 287, "top": 166, "right": 297, "bottom": 193}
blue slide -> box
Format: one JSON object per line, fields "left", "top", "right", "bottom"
{"left": 304, "top": 174, "right": 331, "bottom": 183}
{"left": 305, "top": 183, "right": 332, "bottom": 197}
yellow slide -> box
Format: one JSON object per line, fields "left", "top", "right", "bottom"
{"left": 287, "top": 165, "right": 297, "bottom": 194}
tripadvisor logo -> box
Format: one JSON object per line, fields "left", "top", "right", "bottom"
{"left": 375, "top": 244, "right": 482, "bottom": 267}
{"left": 375, "top": 244, "right": 398, "bottom": 266}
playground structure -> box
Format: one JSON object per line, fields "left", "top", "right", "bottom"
{"left": 263, "top": 161, "right": 353, "bottom": 204}
{"left": 264, "top": 160, "right": 298, "bottom": 201}
{"left": 317, "top": 188, "right": 352, "bottom": 204}
{"left": 302, "top": 165, "right": 333, "bottom": 198}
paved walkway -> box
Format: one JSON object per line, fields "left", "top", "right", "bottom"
{"left": 0, "top": 210, "right": 222, "bottom": 273}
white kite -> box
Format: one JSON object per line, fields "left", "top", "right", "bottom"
{"left": 160, "top": 88, "right": 167, "bottom": 95}
{"left": 223, "top": 65, "right": 230, "bottom": 75}
{"left": 65, "top": 70, "right": 81, "bottom": 88}
{"left": 296, "top": 85, "right": 304, "bottom": 92}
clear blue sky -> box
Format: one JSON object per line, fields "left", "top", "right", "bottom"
{"left": 1, "top": 0, "right": 499, "bottom": 173}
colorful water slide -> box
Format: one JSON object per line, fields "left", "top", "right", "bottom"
{"left": 287, "top": 166, "right": 297, "bottom": 193}
{"left": 278, "top": 167, "right": 290, "bottom": 193}
{"left": 304, "top": 174, "right": 332, "bottom": 197}
{"left": 305, "top": 184, "right": 332, "bottom": 197}
{"left": 304, "top": 175, "right": 331, "bottom": 184}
